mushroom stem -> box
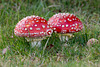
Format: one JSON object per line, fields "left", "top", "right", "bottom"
{"left": 59, "top": 35, "right": 69, "bottom": 42}
{"left": 65, "top": 36, "right": 69, "bottom": 41}
{"left": 31, "top": 41, "right": 41, "bottom": 47}
{"left": 59, "top": 33, "right": 73, "bottom": 42}
{"left": 60, "top": 35, "right": 69, "bottom": 46}
{"left": 25, "top": 37, "right": 47, "bottom": 47}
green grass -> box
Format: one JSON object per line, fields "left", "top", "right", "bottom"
{"left": 0, "top": 0, "right": 100, "bottom": 67}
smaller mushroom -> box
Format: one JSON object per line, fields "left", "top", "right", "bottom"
{"left": 48, "top": 13, "right": 83, "bottom": 43}
{"left": 14, "top": 15, "right": 53, "bottom": 47}
{"left": 87, "top": 38, "right": 99, "bottom": 47}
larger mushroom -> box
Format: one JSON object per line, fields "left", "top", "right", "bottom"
{"left": 14, "top": 15, "right": 53, "bottom": 47}
{"left": 48, "top": 13, "right": 83, "bottom": 43}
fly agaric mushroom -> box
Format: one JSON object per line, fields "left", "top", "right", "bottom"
{"left": 87, "top": 38, "right": 99, "bottom": 47}
{"left": 48, "top": 13, "right": 83, "bottom": 42}
{"left": 14, "top": 15, "right": 53, "bottom": 47}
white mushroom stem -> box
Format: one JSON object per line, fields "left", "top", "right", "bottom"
{"left": 25, "top": 37, "right": 45, "bottom": 47}
{"left": 31, "top": 41, "right": 41, "bottom": 47}
{"left": 25, "top": 36, "right": 49, "bottom": 47}
{"left": 59, "top": 33, "right": 74, "bottom": 42}
{"left": 59, "top": 33, "right": 74, "bottom": 46}
{"left": 60, "top": 36, "right": 69, "bottom": 42}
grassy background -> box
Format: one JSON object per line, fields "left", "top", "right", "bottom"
{"left": 0, "top": 0, "right": 100, "bottom": 67}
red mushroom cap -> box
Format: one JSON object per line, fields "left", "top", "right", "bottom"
{"left": 14, "top": 15, "right": 53, "bottom": 37}
{"left": 48, "top": 13, "right": 83, "bottom": 33}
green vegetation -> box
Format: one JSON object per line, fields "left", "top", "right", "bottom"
{"left": 0, "top": 0, "right": 100, "bottom": 67}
